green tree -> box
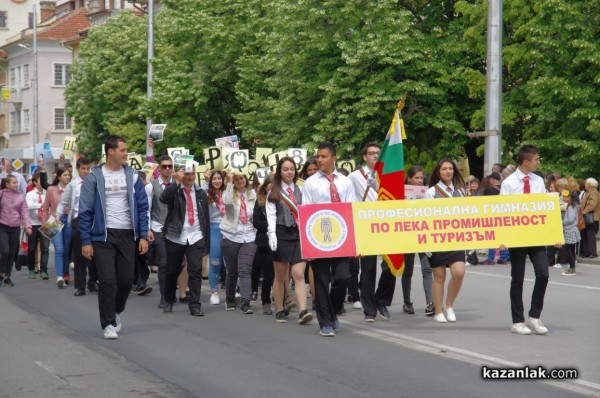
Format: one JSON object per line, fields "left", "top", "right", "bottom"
{"left": 65, "top": 12, "right": 148, "bottom": 160}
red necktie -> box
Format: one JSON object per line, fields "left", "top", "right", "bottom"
{"left": 216, "top": 191, "right": 225, "bottom": 215}
{"left": 239, "top": 194, "right": 248, "bottom": 223}
{"left": 446, "top": 186, "right": 452, "bottom": 195}
{"left": 287, "top": 187, "right": 299, "bottom": 222}
{"left": 37, "top": 191, "right": 43, "bottom": 220}
{"left": 326, "top": 174, "right": 341, "bottom": 203}
{"left": 523, "top": 176, "right": 530, "bottom": 194}
{"left": 163, "top": 182, "right": 169, "bottom": 188}
{"left": 184, "top": 188, "right": 195, "bottom": 225}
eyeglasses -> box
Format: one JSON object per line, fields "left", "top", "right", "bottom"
{"left": 160, "top": 164, "right": 173, "bottom": 169}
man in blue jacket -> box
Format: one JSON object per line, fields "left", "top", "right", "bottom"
{"left": 79, "top": 135, "right": 149, "bottom": 339}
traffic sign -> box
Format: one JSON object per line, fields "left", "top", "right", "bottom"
{"left": 12, "top": 159, "right": 24, "bottom": 170}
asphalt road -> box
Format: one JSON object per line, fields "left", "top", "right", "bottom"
{"left": 1, "top": 255, "right": 599, "bottom": 398}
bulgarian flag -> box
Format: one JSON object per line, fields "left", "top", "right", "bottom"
{"left": 374, "top": 99, "right": 407, "bottom": 276}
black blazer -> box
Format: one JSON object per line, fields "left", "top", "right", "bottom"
{"left": 252, "top": 202, "right": 269, "bottom": 249}
{"left": 160, "top": 182, "right": 210, "bottom": 253}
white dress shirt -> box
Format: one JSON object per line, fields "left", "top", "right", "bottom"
{"left": 348, "top": 166, "right": 377, "bottom": 202}
{"left": 500, "top": 168, "right": 546, "bottom": 195}
{"left": 166, "top": 185, "right": 203, "bottom": 245}
{"left": 266, "top": 182, "right": 297, "bottom": 235}
{"left": 302, "top": 170, "right": 356, "bottom": 204}
{"left": 425, "top": 182, "right": 458, "bottom": 199}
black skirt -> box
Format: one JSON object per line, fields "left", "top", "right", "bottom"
{"left": 273, "top": 225, "right": 303, "bottom": 265}
{"left": 429, "top": 251, "right": 465, "bottom": 268}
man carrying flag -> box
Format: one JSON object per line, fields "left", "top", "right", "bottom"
{"left": 349, "top": 142, "right": 397, "bottom": 322}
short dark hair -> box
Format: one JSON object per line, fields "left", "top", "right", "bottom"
{"left": 157, "top": 154, "right": 172, "bottom": 164}
{"left": 31, "top": 174, "right": 40, "bottom": 184}
{"left": 362, "top": 141, "right": 381, "bottom": 156}
{"left": 105, "top": 135, "right": 127, "bottom": 155}
{"left": 137, "top": 171, "right": 147, "bottom": 180}
{"left": 516, "top": 145, "right": 539, "bottom": 165}
{"left": 317, "top": 142, "right": 336, "bottom": 157}
{"left": 76, "top": 157, "right": 92, "bottom": 169}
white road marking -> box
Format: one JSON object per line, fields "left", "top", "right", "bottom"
{"left": 341, "top": 320, "right": 600, "bottom": 397}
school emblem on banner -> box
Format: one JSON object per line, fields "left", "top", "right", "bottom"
{"left": 299, "top": 203, "right": 357, "bottom": 258}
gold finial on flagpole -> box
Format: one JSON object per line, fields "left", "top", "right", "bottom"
{"left": 397, "top": 96, "right": 407, "bottom": 111}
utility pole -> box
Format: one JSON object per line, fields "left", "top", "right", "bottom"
{"left": 145, "top": 0, "right": 154, "bottom": 156}
{"left": 32, "top": 4, "right": 39, "bottom": 165}
{"left": 484, "top": 0, "right": 503, "bottom": 174}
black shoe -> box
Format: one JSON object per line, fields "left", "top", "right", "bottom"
{"left": 403, "top": 302, "right": 415, "bottom": 314}
{"left": 137, "top": 285, "right": 152, "bottom": 296}
{"left": 312, "top": 303, "right": 316, "bottom": 310}
{"left": 87, "top": 282, "right": 98, "bottom": 293}
{"left": 15, "top": 263, "right": 22, "bottom": 271}
{"left": 163, "top": 302, "right": 174, "bottom": 313}
{"left": 179, "top": 296, "right": 191, "bottom": 303}
{"left": 249, "top": 292, "right": 258, "bottom": 303}
{"left": 3, "top": 278, "right": 14, "bottom": 287}
{"left": 425, "top": 302, "right": 435, "bottom": 316}
{"left": 158, "top": 296, "right": 165, "bottom": 309}
{"left": 298, "top": 310, "right": 313, "bottom": 325}
{"left": 275, "top": 311, "right": 287, "bottom": 323}
{"left": 190, "top": 306, "right": 205, "bottom": 317}
{"left": 240, "top": 300, "right": 253, "bottom": 314}
{"left": 74, "top": 289, "right": 86, "bottom": 296}
{"left": 378, "top": 305, "right": 391, "bottom": 320}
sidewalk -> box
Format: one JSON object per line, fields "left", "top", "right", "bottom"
{"left": 0, "top": 292, "right": 188, "bottom": 398}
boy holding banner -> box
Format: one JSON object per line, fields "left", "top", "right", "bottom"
{"left": 500, "top": 144, "right": 555, "bottom": 336}
{"left": 302, "top": 143, "right": 356, "bottom": 337}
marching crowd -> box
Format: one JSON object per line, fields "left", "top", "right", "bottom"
{"left": 1, "top": 138, "right": 598, "bottom": 339}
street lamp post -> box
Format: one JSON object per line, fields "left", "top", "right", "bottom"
{"left": 484, "top": 0, "right": 503, "bottom": 174}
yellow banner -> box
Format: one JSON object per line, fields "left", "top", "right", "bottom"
{"left": 352, "top": 193, "right": 563, "bottom": 255}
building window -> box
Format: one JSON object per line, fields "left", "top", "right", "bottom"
{"left": 53, "top": 64, "right": 71, "bottom": 86}
{"left": 9, "top": 110, "right": 22, "bottom": 134}
{"left": 22, "top": 109, "right": 30, "bottom": 132}
{"left": 53, "top": 108, "right": 72, "bottom": 131}
{"left": 22, "top": 64, "right": 30, "bottom": 88}
{"left": 8, "top": 68, "right": 16, "bottom": 87}
{"left": 0, "top": 11, "right": 7, "bottom": 29}
{"left": 28, "top": 12, "right": 33, "bottom": 29}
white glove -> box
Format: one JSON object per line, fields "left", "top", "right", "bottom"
{"left": 366, "top": 177, "right": 378, "bottom": 190}
{"left": 268, "top": 233, "right": 277, "bottom": 252}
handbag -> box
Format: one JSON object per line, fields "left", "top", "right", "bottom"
{"left": 577, "top": 210, "right": 585, "bottom": 231}
{"left": 16, "top": 230, "right": 29, "bottom": 270}
{"left": 584, "top": 212, "right": 595, "bottom": 227}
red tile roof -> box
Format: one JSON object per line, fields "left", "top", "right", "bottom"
{"left": 36, "top": 8, "right": 90, "bottom": 41}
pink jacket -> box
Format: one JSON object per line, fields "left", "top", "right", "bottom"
{"left": 0, "top": 188, "right": 32, "bottom": 228}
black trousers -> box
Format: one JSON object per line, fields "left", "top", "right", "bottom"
{"left": 360, "top": 256, "right": 396, "bottom": 317}
{"left": 312, "top": 257, "right": 350, "bottom": 328}
{"left": 71, "top": 218, "right": 96, "bottom": 290}
{"left": 251, "top": 246, "right": 274, "bottom": 304}
{"left": 508, "top": 246, "right": 549, "bottom": 323}
{"left": 0, "top": 225, "right": 20, "bottom": 277}
{"left": 152, "top": 232, "right": 168, "bottom": 297}
{"left": 93, "top": 229, "right": 135, "bottom": 330}
{"left": 27, "top": 225, "right": 49, "bottom": 273}
{"left": 347, "top": 257, "right": 361, "bottom": 302}
{"left": 133, "top": 240, "right": 150, "bottom": 286}
{"left": 164, "top": 238, "right": 205, "bottom": 308}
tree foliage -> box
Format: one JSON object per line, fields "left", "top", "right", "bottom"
{"left": 65, "top": 0, "right": 600, "bottom": 177}
{"left": 65, "top": 12, "right": 148, "bottom": 160}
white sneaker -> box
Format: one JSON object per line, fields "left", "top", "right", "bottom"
{"left": 210, "top": 292, "right": 220, "bottom": 305}
{"left": 434, "top": 313, "right": 447, "bottom": 323}
{"left": 511, "top": 322, "right": 532, "bottom": 335}
{"left": 103, "top": 325, "right": 118, "bottom": 339}
{"left": 526, "top": 317, "right": 548, "bottom": 335}
{"left": 445, "top": 307, "right": 456, "bottom": 322}
{"left": 115, "top": 313, "right": 122, "bottom": 333}
{"left": 69, "top": 262, "right": 75, "bottom": 270}
{"left": 553, "top": 264, "right": 563, "bottom": 269}
{"left": 352, "top": 301, "right": 363, "bottom": 309}
{"left": 56, "top": 277, "right": 64, "bottom": 289}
